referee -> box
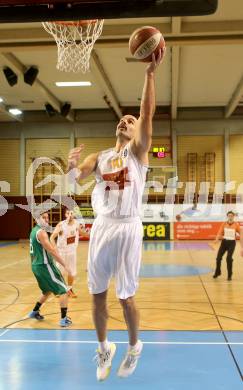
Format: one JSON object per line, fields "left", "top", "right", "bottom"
{"left": 213, "top": 211, "right": 241, "bottom": 280}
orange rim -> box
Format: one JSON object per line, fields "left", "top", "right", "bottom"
{"left": 50, "top": 20, "right": 99, "bottom": 26}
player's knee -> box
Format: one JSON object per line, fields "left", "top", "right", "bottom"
{"left": 119, "top": 296, "right": 134, "bottom": 309}
{"left": 92, "top": 291, "right": 107, "bottom": 310}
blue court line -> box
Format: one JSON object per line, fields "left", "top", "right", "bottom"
{"left": 140, "top": 263, "right": 213, "bottom": 277}
{"left": 143, "top": 241, "right": 212, "bottom": 251}
{"left": 0, "top": 329, "right": 242, "bottom": 390}
{"left": 0, "top": 241, "right": 18, "bottom": 248}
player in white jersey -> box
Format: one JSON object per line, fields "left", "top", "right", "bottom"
{"left": 50, "top": 209, "right": 83, "bottom": 298}
{"left": 67, "top": 51, "right": 163, "bottom": 381}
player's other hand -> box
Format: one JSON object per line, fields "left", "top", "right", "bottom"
{"left": 146, "top": 48, "right": 165, "bottom": 74}
{"left": 68, "top": 144, "right": 84, "bottom": 170}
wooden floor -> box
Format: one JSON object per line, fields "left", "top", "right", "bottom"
{"left": 1, "top": 240, "right": 243, "bottom": 331}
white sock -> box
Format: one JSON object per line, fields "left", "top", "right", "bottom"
{"left": 99, "top": 339, "right": 109, "bottom": 352}
{"left": 128, "top": 341, "right": 139, "bottom": 352}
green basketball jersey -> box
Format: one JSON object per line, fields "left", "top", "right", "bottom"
{"left": 30, "top": 225, "right": 53, "bottom": 266}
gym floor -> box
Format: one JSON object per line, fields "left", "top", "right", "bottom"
{"left": 1, "top": 240, "right": 243, "bottom": 388}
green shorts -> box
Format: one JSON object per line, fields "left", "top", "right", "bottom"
{"left": 32, "top": 262, "right": 68, "bottom": 296}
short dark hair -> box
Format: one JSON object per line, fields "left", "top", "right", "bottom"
{"left": 227, "top": 211, "right": 235, "bottom": 216}
{"left": 65, "top": 208, "right": 73, "bottom": 213}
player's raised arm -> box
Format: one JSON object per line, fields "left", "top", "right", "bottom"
{"left": 131, "top": 50, "right": 163, "bottom": 163}
{"left": 67, "top": 144, "right": 98, "bottom": 181}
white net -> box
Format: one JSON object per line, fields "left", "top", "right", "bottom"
{"left": 42, "top": 19, "right": 104, "bottom": 73}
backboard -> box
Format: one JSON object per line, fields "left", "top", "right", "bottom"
{"left": 0, "top": 0, "right": 218, "bottom": 23}
{"left": 147, "top": 166, "right": 177, "bottom": 189}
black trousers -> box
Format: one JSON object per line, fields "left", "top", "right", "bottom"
{"left": 215, "top": 239, "right": 236, "bottom": 277}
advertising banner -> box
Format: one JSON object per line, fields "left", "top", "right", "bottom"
{"left": 79, "top": 223, "right": 92, "bottom": 241}
{"left": 142, "top": 204, "right": 243, "bottom": 223}
{"left": 174, "top": 222, "right": 222, "bottom": 240}
{"left": 79, "top": 207, "right": 95, "bottom": 219}
{"left": 79, "top": 222, "right": 170, "bottom": 241}
{"left": 143, "top": 222, "right": 170, "bottom": 240}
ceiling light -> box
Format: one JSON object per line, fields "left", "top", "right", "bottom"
{"left": 24, "top": 66, "right": 39, "bottom": 86}
{"left": 9, "top": 108, "right": 22, "bottom": 116}
{"left": 55, "top": 81, "right": 91, "bottom": 87}
{"left": 0, "top": 97, "right": 3, "bottom": 103}
{"left": 3, "top": 67, "right": 18, "bottom": 87}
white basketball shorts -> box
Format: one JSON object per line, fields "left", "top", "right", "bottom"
{"left": 56, "top": 250, "right": 77, "bottom": 278}
{"left": 87, "top": 215, "right": 143, "bottom": 299}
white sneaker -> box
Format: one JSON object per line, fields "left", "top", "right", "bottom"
{"left": 117, "top": 340, "right": 143, "bottom": 378}
{"left": 94, "top": 342, "right": 116, "bottom": 381}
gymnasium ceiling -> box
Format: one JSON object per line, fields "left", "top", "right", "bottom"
{"left": 0, "top": 0, "right": 243, "bottom": 123}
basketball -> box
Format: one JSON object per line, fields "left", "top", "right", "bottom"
{"left": 129, "top": 26, "right": 165, "bottom": 62}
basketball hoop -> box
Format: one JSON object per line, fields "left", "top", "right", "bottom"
{"left": 42, "top": 19, "right": 104, "bottom": 73}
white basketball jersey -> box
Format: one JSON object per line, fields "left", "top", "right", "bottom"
{"left": 92, "top": 142, "right": 148, "bottom": 218}
{"left": 57, "top": 220, "right": 79, "bottom": 252}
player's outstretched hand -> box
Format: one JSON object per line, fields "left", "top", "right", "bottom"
{"left": 146, "top": 48, "right": 165, "bottom": 74}
{"left": 68, "top": 144, "right": 84, "bottom": 170}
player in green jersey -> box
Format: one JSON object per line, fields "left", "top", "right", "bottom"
{"left": 29, "top": 212, "right": 72, "bottom": 327}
